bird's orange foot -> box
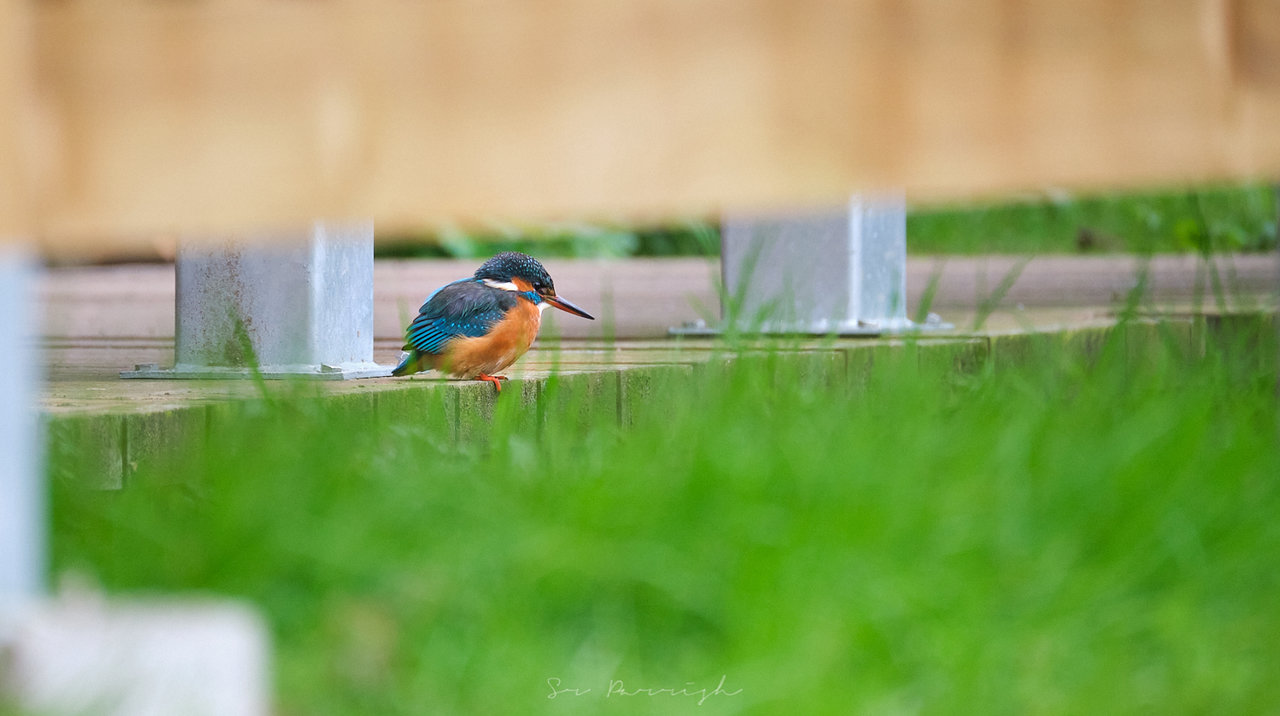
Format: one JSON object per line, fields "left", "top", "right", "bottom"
{"left": 476, "top": 374, "right": 509, "bottom": 393}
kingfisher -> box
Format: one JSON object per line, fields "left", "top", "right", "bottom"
{"left": 391, "top": 251, "right": 595, "bottom": 391}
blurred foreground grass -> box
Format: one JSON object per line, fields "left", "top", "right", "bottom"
{"left": 51, "top": 320, "right": 1280, "bottom": 715}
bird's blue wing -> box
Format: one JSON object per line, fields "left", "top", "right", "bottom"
{"left": 404, "top": 279, "right": 519, "bottom": 355}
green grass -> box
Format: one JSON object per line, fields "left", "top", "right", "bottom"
{"left": 375, "top": 219, "right": 720, "bottom": 260}
{"left": 374, "top": 183, "right": 1278, "bottom": 258}
{"left": 908, "top": 184, "right": 1279, "bottom": 255}
{"left": 49, "top": 319, "right": 1280, "bottom": 715}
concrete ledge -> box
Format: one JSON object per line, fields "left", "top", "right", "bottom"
{"left": 42, "top": 311, "right": 1277, "bottom": 490}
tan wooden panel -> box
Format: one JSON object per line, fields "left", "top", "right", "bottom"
{"left": 1, "top": 0, "right": 32, "bottom": 237}
{"left": 7, "top": 0, "right": 1280, "bottom": 250}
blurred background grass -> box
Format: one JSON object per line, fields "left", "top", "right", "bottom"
{"left": 48, "top": 319, "right": 1280, "bottom": 715}
{"left": 375, "top": 182, "right": 1279, "bottom": 260}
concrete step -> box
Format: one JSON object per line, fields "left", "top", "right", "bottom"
{"left": 44, "top": 311, "right": 1280, "bottom": 491}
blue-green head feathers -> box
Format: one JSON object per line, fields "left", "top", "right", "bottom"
{"left": 474, "top": 252, "right": 555, "bottom": 294}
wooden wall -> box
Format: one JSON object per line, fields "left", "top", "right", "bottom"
{"left": 3, "top": 0, "right": 1279, "bottom": 251}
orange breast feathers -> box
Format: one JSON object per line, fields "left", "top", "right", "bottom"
{"left": 442, "top": 292, "right": 542, "bottom": 379}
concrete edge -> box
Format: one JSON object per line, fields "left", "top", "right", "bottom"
{"left": 45, "top": 311, "right": 1278, "bottom": 490}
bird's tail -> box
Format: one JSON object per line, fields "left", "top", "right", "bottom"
{"left": 391, "top": 349, "right": 419, "bottom": 377}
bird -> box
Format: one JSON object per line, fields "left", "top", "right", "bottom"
{"left": 391, "top": 251, "right": 595, "bottom": 391}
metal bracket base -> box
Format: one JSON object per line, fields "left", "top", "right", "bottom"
{"left": 120, "top": 362, "right": 393, "bottom": 381}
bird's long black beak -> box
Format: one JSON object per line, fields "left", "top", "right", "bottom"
{"left": 546, "top": 294, "right": 594, "bottom": 320}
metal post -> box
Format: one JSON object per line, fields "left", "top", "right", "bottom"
{"left": 848, "top": 195, "right": 912, "bottom": 330}
{"left": 674, "top": 195, "right": 948, "bottom": 335}
{"left": 0, "top": 245, "right": 43, "bottom": 609}
{"left": 0, "top": 250, "right": 273, "bottom": 715}
{"left": 122, "top": 220, "right": 389, "bottom": 379}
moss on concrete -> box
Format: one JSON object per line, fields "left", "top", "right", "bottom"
{"left": 46, "top": 414, "right": 124, "bottom": 490}
{"left": 124, "top": 408, "right": 207, "bottom": 488}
